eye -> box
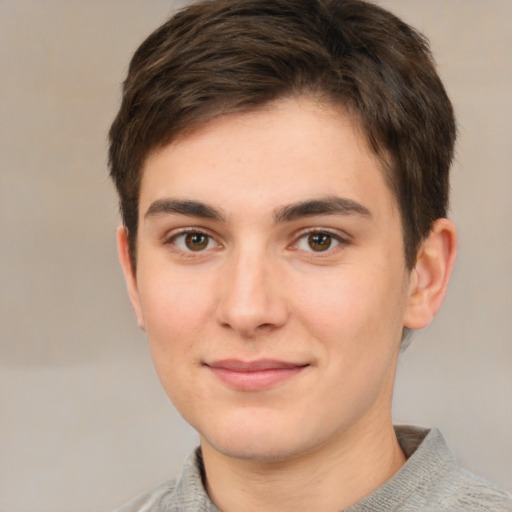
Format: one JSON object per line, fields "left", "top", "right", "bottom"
{"left": 172, "top": 231, "right": 218, "bottom": 252}
{"left": 296, "top": 232, "right": 341, "bottom": 252}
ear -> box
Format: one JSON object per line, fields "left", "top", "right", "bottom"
{"left": 117, "top": 226, "right": 145, "bottom": 330}
{"left": 403, "top": 218, "right": 457, "bottom": 330}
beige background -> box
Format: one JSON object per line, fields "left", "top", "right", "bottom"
{"left": 0, "top": 1, "right": 510, "bottom": 511}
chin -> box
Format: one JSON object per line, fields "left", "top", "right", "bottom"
{"left": 197, "top": 411, "right": 330, "bottom": 463}
{"left": 207, "top": 434, "right": 308, "bottom": 463}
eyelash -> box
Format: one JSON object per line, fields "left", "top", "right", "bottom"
{"left": 163, "top": 228, "right": 350, "bottom": 256}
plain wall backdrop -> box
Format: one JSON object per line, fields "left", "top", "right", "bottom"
{"left": 0, "top": 1, "right": 510, "bottom": 511}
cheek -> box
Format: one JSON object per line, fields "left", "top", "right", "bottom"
{"left": 137, "top": 268, "right": 217, "bottom": 363}
{"left": 136, "top": 272, "right": 213, "bottom": 412}
{"left": 292, "top": 264, "right": 406, "bottom": 352}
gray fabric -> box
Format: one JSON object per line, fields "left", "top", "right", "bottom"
{"left": 114, "top": 426, "right": 512, "bottom": 511}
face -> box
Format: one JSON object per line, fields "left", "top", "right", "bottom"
{"left": 121, "top": 97, "right": 417, "bottom": 463}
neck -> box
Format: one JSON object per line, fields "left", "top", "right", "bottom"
{"left": 200, "top": 418, "right": 406, "bottom": 512}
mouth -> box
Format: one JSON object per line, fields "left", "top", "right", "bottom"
{"left": 204, "top": 359, "right": 309, "bottom": 391}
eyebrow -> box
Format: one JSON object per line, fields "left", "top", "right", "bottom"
{"left": 144, "top": 199, "right": 226, "bottom": 222}
{"left": 144, "top": 195, "right": 371, "bottom": 224}
{"left": 273, "top": 196, "right": 372, "bottom": 223}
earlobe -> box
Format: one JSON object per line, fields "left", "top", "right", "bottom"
{"left": 403, "top": 218, "right": 458, "bottom": 330}
{"left": 117, "top": 226, "right": 146, "bottom": 330}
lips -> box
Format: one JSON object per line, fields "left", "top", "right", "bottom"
{"left": 205, "top": 359, "right": 308, "bottom": 391}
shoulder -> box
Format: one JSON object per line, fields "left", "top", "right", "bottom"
{"left": 428, "top": 466, "right": 512, "bottom": 512}
{"left": 388, "top": 426, "right": 512, "bottom": 512}
{"left": 113, "top": 479, "right": 178, "bottom": 512}
{"left": 396, "top": 426, "right": 512, "bottom": 511}
{"left": 111, "top": 448, "right": 219, "bottom": 512}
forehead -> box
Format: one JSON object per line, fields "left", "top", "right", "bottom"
{"left": 139, "top": 96, "right": 398, "bottom": 222}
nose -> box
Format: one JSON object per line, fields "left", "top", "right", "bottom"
{"left": 216, "top": 247, "right": 289, "bottom": 338}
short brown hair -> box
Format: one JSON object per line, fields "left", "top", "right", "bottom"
{"left": 109, "top": 0, "right": 456, "bottom": 269}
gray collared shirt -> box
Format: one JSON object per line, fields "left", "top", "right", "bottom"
{"left": 114, "top": 426, "right": 512, "bottom": 511}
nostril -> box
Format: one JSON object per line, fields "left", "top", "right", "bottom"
{"left": 253, "top": 322, "right": 281, "bottom": 335}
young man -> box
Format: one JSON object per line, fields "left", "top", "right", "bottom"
{"left": 109, "top": 0, "right": 512, "bottom": 510}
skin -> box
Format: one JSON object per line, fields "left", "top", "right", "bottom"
{"left": 118, "top": 96, "right": 457, "bottom": 512}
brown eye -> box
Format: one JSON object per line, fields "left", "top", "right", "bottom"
{"left": 170, "top": 230, "right": 220, "bottom": 254}
{"left": 184, "top": 232, "right": 209, "bottom": 251}
{"left": 307, "top": 233, "right": 333, "bottom": 251}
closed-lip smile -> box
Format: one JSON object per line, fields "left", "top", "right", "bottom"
{"left": 204, "top": 359, "right": 309, "bottom": 391}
